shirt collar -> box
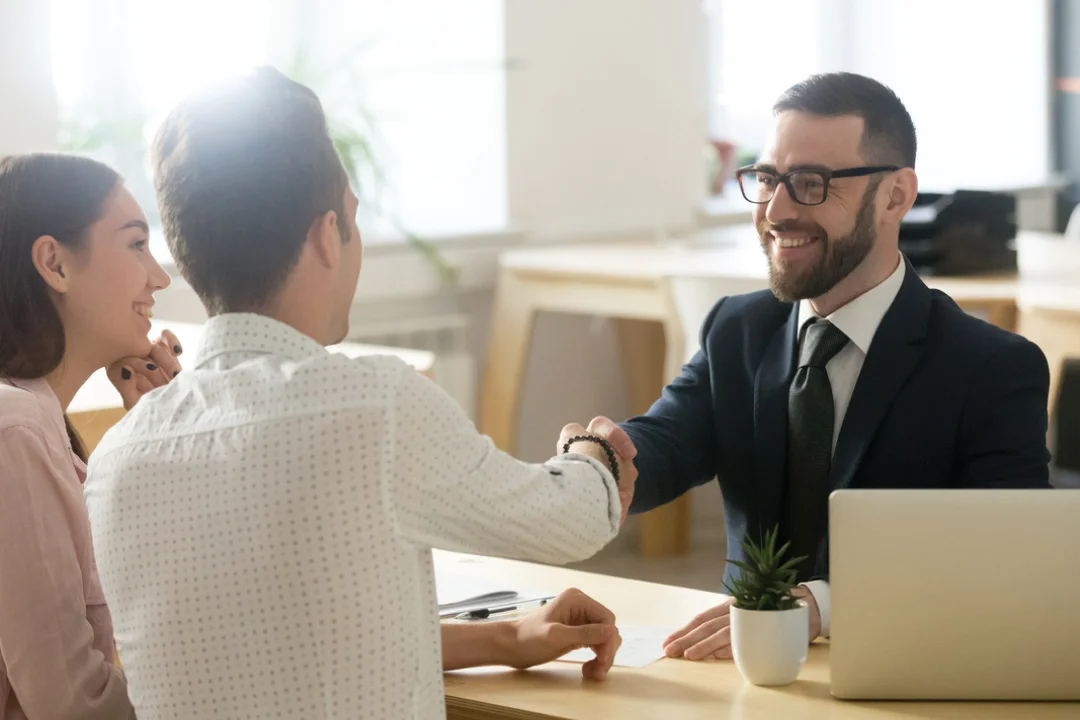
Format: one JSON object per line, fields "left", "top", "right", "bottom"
{"left": 194, "top": 313, "right": 328, "bottom": 368}
{"left": 796, "top": 254, "right": 906, "bottom": 354}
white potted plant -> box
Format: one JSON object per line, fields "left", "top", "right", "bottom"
{"left": 723, "top": 526, "right": 809, "bottom": 686}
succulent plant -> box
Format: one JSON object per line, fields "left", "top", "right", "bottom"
{"left": 722, "top": 525, "right": 806, "bottom": 611}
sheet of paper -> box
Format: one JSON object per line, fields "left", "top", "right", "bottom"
{"left": 558, "top": 625, "right": 673, "bottom": 668}
{"left": 434, "top": 571, "right": 552, "bottom": 617}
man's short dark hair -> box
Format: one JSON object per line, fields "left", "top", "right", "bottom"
{"left": 773, "top": 72, "right": 917, "bottom": 169}
{"left": 153, "top": 66, "right": 348, "bottom": 315}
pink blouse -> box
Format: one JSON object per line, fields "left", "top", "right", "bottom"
{"left": 0, "top": 377, "right": 133, "bottom": 720}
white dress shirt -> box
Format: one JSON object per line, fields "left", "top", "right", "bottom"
{"left": 85, "top": 313, "right": 620, "bottom": 720}
{"left": 794, "top": 255, "right": 906, "bottom": 637}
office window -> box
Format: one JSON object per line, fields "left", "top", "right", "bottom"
{"left": 307, "top": 0, "right": 507, "bottom": 237}
{"left": 705, "top": 0, "right": 823, "bottom": 154}
{"left": 49, "top": 0, "right": 507, "bottom": 258}
{"left": 839, "top": 0, "right": 1051, "bottom": 192}
{"left": 706, "top": 0, "right": 1051, "bottom": 193}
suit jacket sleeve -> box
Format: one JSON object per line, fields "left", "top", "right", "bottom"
{"left": 957, "top": 335, "right": 1052, "bottom": 488}
{"left": 620, "top": 299, "right": 723, "bottom": 514}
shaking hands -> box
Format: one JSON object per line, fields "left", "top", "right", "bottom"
{"left": 558, "top": 416, "right": 638, "bottom": 524}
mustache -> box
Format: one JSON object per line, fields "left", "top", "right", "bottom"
{"left": 757, "top": 218, "right": 828, "bottom": 239}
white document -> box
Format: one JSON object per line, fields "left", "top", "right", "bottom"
{"left": 436, "top": 572, "right": 518, "bottom": 607}
{"left": 435, "top": 571, "right": 552, "bottom": 618}
{"left": 558, "top": 625, "right": 674, "bottom": 668}
{"left": 435, "top": 572, "right": 521, "bottom": 616}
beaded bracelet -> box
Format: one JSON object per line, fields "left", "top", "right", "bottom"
{"left": 561, "top": 435, "right": 620, "bottom": 486}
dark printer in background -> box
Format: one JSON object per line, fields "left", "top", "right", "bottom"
{"left": 900, "top": 190, "right": 1018, "bottom": 275}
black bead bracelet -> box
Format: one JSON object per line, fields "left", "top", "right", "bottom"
{"left": 561, "top": 435, "right": 620, "bottom": 486}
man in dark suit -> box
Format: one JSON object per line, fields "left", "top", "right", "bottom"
{"left": 569, "top": 72, "right": 1052, "bottom": 661}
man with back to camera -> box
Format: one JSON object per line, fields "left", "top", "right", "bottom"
{"left": 85, "top": 67, "right": 641, "bottom": 719}
{"left": 571, "top": 71, "right": 1052, "bottom": 661}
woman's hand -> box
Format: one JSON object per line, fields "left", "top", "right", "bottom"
{"left": 107, "top": 329, "right": 183, "bottom": 410}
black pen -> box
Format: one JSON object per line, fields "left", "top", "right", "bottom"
{"left": 453, "top": 596, "right": 555, "bottom": 620}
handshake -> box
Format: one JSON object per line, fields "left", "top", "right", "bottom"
{"left": 558, "top": 417, "right": 638, "bottom": 525}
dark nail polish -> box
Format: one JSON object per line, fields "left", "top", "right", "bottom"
{"left": 173, "top": 345, "right": 182, "bottom": 355}
{"left": 147, "top": 363, "right": 157, "bottom": 371}
{"left": 172, "top": 370, "right": 180, "bottom": 378}
{"left": 121, "top": 368, "right": 132, "bottom": 380}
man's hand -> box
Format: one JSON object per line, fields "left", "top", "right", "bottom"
{"left": 662, "top": 599, "right": 734, "bottom": 660}
{"left": 663, "top": 587, "right": 821, "bottom": 661}
{"left": 558, "top": 416, "right": 638, "bottom": 524}
{"left": 790, "top": 585, "right": 822, "bottom": 642}
{"left": 504, "top": 588, "right": 622, "bottom": 680}
{"left": 107, "top": 329, "right": 183, "bottom": 410}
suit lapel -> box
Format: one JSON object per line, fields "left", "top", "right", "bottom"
{"left": 752, "top": 303, "right": 799, "bottom": 531}
{"left": 831, "top": 257, "right": 932, "bottom": 491}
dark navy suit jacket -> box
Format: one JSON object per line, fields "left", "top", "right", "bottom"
{"left": 621, "top": 256, "right": 1052, "bottom": 585}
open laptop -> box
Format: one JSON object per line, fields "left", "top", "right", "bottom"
{"left": 829, "top": 489, "right": 1080, "bottom": 701}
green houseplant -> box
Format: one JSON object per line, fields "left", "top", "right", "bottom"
{"left": 724, "top": 526, "right": 810, "bottom": 686}
{"left": 283, "top": 49, "right": 457, "bottom": 286}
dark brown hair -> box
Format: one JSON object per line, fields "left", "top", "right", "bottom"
{"left": 152, "top": 66, "right": 348, "bottom": 316}
{"left": 0, "top": 153, "right": 123, "bottom": 461}
{"left": 774, "top": 72, "right": 917, "bottom": 169}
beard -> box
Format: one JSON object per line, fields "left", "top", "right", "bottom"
{"left": 758, "top": 180, "right": 879, "bottom": 303}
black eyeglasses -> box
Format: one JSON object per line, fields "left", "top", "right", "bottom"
{"left": 735, "top": 165, "right": 901, "bottom": 206}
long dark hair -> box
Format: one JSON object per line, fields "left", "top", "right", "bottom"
{"left": 0, "top": 153, "right": 122, "bottom": 461}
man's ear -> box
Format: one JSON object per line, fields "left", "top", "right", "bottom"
{"left": 31, "top": 235, "right": 72, "bottom": 293}
{"left": 882, "top": 168, "right": 918, "bottom": 223}
{"left": 306, "top": 211, "right": 342, "bottom": 269}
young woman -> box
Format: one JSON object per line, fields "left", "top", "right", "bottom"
{"left": 0, "top": 153, "right": 182, "bottom": 719}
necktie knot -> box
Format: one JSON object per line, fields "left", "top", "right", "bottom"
{"left": 798, "top": 320, "right": 849, "bottom": 369}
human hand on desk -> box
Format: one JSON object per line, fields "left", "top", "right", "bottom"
{"left": 790, "top": 585, "right": 822, "bottom": 641}
{"left": 505, "top": 588, "right": 622, "bottom": 680}
{"left": 662, "top": 587, "right": 822, "bottom": 660}
{"left": 662, "top": 598, "right": 735, "bottom": 660}
{"left": 558, "top": 416, "right": 638, "bottom": 524}
{"left": 107, "top": 329, "right": 183, "bottom": 410}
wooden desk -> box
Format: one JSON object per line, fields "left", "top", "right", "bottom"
{"left": 1018, "top": 301, "right": 1080, "bottom": 419}
{"left": 439, "top": 551, "right": 1077, "bottom": 719}
{"left": 478, "top": 227, "right": 1080, "bottom": 557}
{"left": 68, "top": 321, "right": 435, "bottom": 454}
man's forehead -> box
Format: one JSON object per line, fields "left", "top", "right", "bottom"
{"left": 759, "top": 111, "right": 865, "bottom": 169}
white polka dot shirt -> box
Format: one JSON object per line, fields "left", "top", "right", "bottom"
{"left": 84, "top": 313, "right": 620, "bottom": 720}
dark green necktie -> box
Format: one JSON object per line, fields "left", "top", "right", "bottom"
{"left": 784, "top": 319, "right": 849, "bottom": 581}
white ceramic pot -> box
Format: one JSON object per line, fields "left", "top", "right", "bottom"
{"left": 730, "top": 601, "right": 809, "bottom": 686}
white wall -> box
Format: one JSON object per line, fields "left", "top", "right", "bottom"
{"left": 506, "top": 0, "right": 708, "bottom": 240}
{"left": 0, "top": 0, "right": 59, "bottom": 154}
{"left": 503, "top": 0, "right": 709, "bottom": 462}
